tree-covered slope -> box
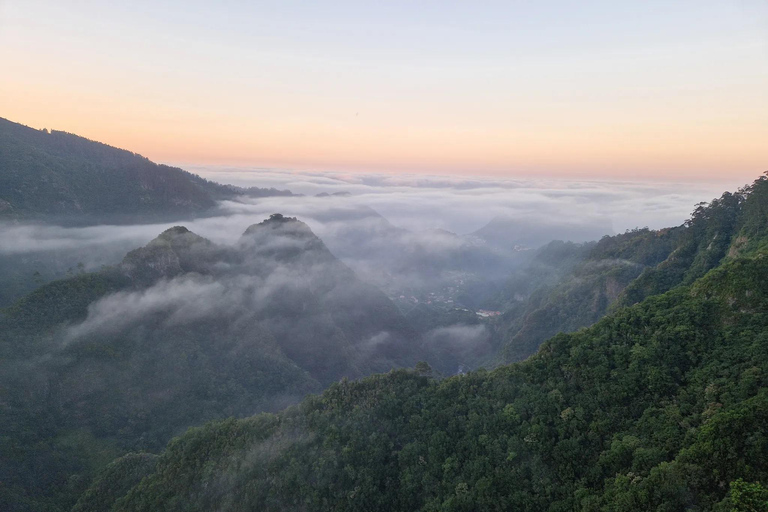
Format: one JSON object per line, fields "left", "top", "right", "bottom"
{"left": 78, "top": 175, "right": 768, "bottom": 512}
{"left": 0, "top": 215, "right": 419, "bottom": 511}
{"left": 0, "top": 117, "right": 291, "bottom": 223}
{"left": 492, "top": 175, "right": 768, "bottom": 364}
{"left": 490, "top": 226, "right": 682, "bottom": 363}
{"left": 92, "top": 245, "right": 768, "bottom": 512}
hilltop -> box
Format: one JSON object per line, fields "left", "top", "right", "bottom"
{"left": 0, "top": 215, "right": 419, "bottom": 510}
{"left": 0, "top": 117, "right": 293, "bottom": 224}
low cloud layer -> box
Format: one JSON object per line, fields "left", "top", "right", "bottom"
{"left": 0, "top": 170, "right": 748, "bottom": 308}
{"left": 0, "top": 171, "right": 740, "bottom": 255}
{"left": 189, "top": 167, "right": 743, "bottom": 233}
{"left": 422, "top": 323, "right": 492, "bottom": 372}
{"left": 66, "top": 275, "right": 236, "bottom": 339}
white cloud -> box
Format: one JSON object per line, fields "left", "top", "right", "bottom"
{"left": 0, "top": 170, "right": 745, "bottom": 280}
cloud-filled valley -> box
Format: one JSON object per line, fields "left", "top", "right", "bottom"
{"left": 3, "top": 131, "right": 768, "bottom": 512}
{"left": 0, "top": 170, "right": 744, "bottom": 313}
{"left": 2, "top": 0, "right": 767, "bottom": 505}
{"left": 0, "top": 170, "right": 738, "bottom": 261}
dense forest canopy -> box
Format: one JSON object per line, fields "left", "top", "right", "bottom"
{"left": 0, "top": 117, "right": 293, "bottom": 224}
{"left": 0, "top": 215, "right": 422, "bottom": 510}
{"left": 2, "top": 124, "right": 768, "bottom": 512}
{"left": 72, "top": 173, "right": 768, "bottom": 512}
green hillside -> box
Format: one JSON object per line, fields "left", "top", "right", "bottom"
{"left": 0, "top": 216, "right": 418, "bottom": 511}
{"left": 81, "top": 175, "right": 768, "bottom": 512}
{"left": 492, "top": 227, "right": 683, "bottom": 363}
{"left": 0, "top": 117, "right": 291, "bottom": 223}
{"left": 491, "top": 176, "right": 765, "bottom": 365}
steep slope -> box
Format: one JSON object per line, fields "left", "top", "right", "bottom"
{"left": 493, "top": 227, "right": 683, "bottom": 362}
{"left": 91, "top": 219, "right": 768, "bottom": 512}
{"left": 617, "top": 188, "right": 745, "bottom": 307}
{"left": 0, "top": 117, "right": 291, "bottom": 223}
{"left": 0, "top": 215, "right": 418, "bottom": 511}
{"left": 73, "top": 175, "right": 768, "bottom": 512}
{"left": 489, "top": 176, "right": 768, "bottom": 364}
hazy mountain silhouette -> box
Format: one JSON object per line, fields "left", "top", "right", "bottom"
{"left": 0, "top": 117, "right": 293, "bottom": 224}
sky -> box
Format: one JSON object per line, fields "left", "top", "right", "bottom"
{"left": 1, "top": 0, "right": 766, "bottom": 180}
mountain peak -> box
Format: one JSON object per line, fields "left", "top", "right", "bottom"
{"left": 148, "top": 226, "right": 210, "bottom": 251}
{"left": 238, "top": 214, "right": 341, "bottom": 270}
{"left": 120, "top": 227, "right": 216, "bottom": 283}
{"left": 158, "top": 225, "right": 190, "bottom": 238}
{"left": 242, "top": 213, "right": 315, "bottom": 240}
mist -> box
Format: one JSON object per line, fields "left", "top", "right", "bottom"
{"left": 185, "top": 167, "right": 738, "bottom": 232}
{"left": 0, "top": 172, "right": 735, "bottom": 309}
{"left": 3, "top": 168, "right": 760, "bottom": 512}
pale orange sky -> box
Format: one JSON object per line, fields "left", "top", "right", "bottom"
{"left": 1, "top": 0, "right": 766, "bottom": 181}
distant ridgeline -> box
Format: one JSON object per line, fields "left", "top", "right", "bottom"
{"left": 66, "top": 173, "right": 768, "bottom": 511}
{"left": 0, "top": 117, "right": 293, "bottom": 224}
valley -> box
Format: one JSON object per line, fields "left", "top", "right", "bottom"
{"left": 1, "top": 119, "right": 766, "bottom": 511}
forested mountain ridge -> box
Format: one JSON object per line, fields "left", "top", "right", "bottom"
{"left": 0, "top": 117, "right": 292, "bottom": 223}
{"left": 492, "top": 226, "right": 684, "bottom": 363}
{"left": 0, "top": 215, "right": 420, "bottom": 511}
{"left": 491, "top": 175, "right": 767, "bottom": 365}
{"left": 81, "top": 175, "right": 768, "bottom": 512}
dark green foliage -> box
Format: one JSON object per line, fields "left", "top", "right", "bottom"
{"left": 1, "top": 271, "right": 129, "bottom": 337}
{"left": 726, "top": 479, "right": 768, "bottom": 512}
{"left": 0, "top": 217, "right": 418, "bottom": 511}
{"left": 71, "top": 453, "right": 158, "bottom": 512}
{"left": 618, "top": 188, "right": 746, "bottom": 308}
{"left": 5, "top": 169, "right": 768, "bottom": 511}
{"left": 90, "top": 174, "right": 768, "bottom": 510}
{"left": 735, "top": 174, "right": 768, "bottom": 255}
{"left": 493, "top": 177, "right": 766, "bottom": 364}
{"left": 494, "top": 228, "right": 681, "bottom": 362}
{"left": 589, "top": 226, "right": 683, "bottom": 266}
{"left": 99, "top": 252, "right": 768, "bottom": 511}
{"left": 0, "top": 117, "right": 291, "bottom": 223}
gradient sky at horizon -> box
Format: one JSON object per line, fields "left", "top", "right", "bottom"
{"left": 1, "top": 0, "right": 766, "bottom": 180}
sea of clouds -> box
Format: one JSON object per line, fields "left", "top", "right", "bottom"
{"left": 0, "top": 168, "right": 742, "bottom": 255}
